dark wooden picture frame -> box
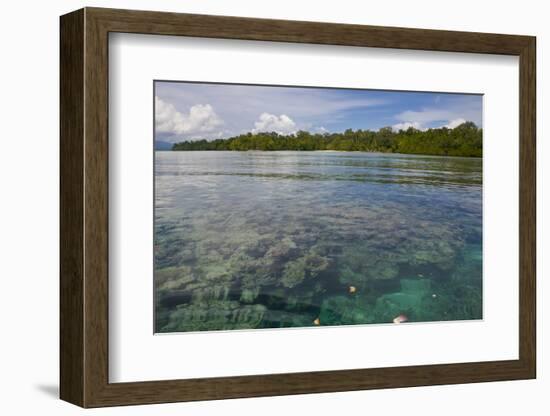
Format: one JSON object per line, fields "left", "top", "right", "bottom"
{"left": 60, "top": 7, "right": 536, "bottom": 408}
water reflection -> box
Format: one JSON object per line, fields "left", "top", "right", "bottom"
{"left": 155, "top": 151, "right": 482, "bottom": 333}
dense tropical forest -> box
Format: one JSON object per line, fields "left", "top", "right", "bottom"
{"left": 171, "top": 121, "right": 482, "bottom": 157}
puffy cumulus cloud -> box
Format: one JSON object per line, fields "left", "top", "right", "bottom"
{"left": 155, "top": 97, "right": 223, "bottom": 136}
{"left": 392, "top": 118, "right": 470, "bottom": 132}
{"left": 391, "top": 121, "right": 424, "bottom": 132}
{"left": 442, "top": 118, "right": 467, "bottom": 129}
{"left": 252, "top": 113, "right": 297, "bottom": 135}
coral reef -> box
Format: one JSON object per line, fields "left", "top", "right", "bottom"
{"left": 154, "top": 151, "right": 483, "bottom": 333}
{"left": 162, "top": 300, "right": 267, "bottom": 332}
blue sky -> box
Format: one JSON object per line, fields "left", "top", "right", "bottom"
{"left": 155, "top": 81, "right": 482, "bottom": 143}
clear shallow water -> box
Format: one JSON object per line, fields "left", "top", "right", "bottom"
{"left": 154, "top": 151, "right": 482, "bottom": 333}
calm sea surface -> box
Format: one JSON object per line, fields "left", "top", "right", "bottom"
{"left": 154, "top": 151, "right": 482, "bottom": 333}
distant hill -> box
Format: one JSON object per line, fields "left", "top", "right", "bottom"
{"left": 155, "top": 140, "right": 173, "bottom": 151}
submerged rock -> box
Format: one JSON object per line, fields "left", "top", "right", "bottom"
{"left": 265, "top": 237, "right": 298, "bottom": 260}
{"left": 305, "top": 252, "right": 330, "bottom": 274}
{"left": 281, "top": 252, "right": 330, "bottom": 288}
{"left": 368, "top": 261, "right": 399, "bottom": 280}
{"left": 240, "top": 287, "right": 260, "bottom": 303}
{"left": 372, "top": 278, "right": 432, "bottom": 322}
{"left": 261, "top": 309, "right": 317, "bottom": 328}
{"left": 400, "top": 278, "right": 431, "bottom": 294}
{"left": 155, "top": 266, "right": 194, "bottom": 291}
{"left": 319, "top": 295, "right": 371, "bottom": 326}
{"left": 338, "top": 266, "right": 363, "bottom": 286}
{"left": 160, "top": 300, "right": 267, "bottom": 332}
{"left": 189, "top": 283, "right": 232, "bottom": 302}
{"left": 281, "top": 257, "right": 307, "bottom": 288}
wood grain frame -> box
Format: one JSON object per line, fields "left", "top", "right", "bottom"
{"left": 60, "top": 7, "right": 536, "bottom": 408}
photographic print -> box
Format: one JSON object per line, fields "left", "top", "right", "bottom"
{"left": 154, "top": 81, "right": 483, "bottom": 333}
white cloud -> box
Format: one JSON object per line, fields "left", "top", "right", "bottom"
{"left": 391, "top": 121, "right": 424, "bottom": 132}
{"left": 155, "top": 96, "right": 223, "bottom": 136}
{"left": 394, "top": 98, "right": 480, "bottom": 131}
{"left": 252, "top": 113, "right": 297, "bottom": 135}
{"left": 394, "top": 98, "right": 482, "bottom": 128}
{"left": 442, "top": 118, "right": 467, "bottom": 129}
{"left": 392, "top": 118, "right": 468, "bottom": 131}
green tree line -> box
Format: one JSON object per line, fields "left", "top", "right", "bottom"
{"left": 171, "top": 122, "right": 482, "bottom": 157}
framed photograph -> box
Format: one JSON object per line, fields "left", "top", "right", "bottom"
{"left": 60, "top": 7, "right": 536, "bottom": 408}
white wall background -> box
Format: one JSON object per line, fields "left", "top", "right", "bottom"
{"left": 0, "top": 0, "right": 546, "bottom": 414}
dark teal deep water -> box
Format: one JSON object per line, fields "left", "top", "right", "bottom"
{"left": 154, "top": 151, "right": 482, "bottom": 333}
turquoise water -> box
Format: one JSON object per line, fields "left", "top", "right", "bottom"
{"left": 154, "top": 151, "right": 482, "bottom": 333}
